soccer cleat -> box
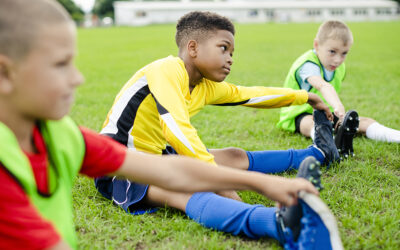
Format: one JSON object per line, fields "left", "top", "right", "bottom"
{"left": 277, "top": 191, "right": 343, "bottom": 250}
{"left": 334, "top": 110, "right": 359, "bottom": 160}
{"left": 313, "top": 110, "right": 340, "bottom": 166}
{"left": 296, "top": 156, "right": 323, "bottom": 191}
{"left": 276, "top": 157, "right": 323, "bottom": 243}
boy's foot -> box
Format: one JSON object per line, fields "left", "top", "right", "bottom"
{"left": 276, "top": 156, "right": 322, "bottom": 242}
{"left": 334, "top": 110, "right": 359, "bottom": 159}
{"left": 276, "top": 191, "right": 343, "bottom": 250}
{"left": 313, "top": 110, "right": 340, "bottom": 166}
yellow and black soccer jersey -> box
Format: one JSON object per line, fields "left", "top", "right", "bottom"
{"left": 101, "top": 56, "right": 308, "bottom": 164}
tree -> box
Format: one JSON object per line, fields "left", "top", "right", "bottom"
{"left": 93, "top": 0, "right": 132, "bottom": 19}
{"left": 57, "top": 0, "right": 85, "bottom": 24}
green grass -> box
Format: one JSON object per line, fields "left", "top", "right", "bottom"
{"left": 71, "top": 22, "right": 400, "bottom": 249}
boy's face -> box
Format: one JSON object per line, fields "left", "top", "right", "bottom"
{"left": 193, "top": 30, "right": 234, "bottom": 82}
{"left": 10, "top": 22, "right": 83, "bottom": 121}
{"left": 314, "top": 38, "right": 352, "bottom": 71}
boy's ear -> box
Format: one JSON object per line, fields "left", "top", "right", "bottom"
{"left": 187, "top": 40, "right": 198, "bottom": 58}
{"left": 313, "top": 39, "right": 319, "bottom": 50}
{"left": 0, "top": 55, "right": 15, "bottom": 94}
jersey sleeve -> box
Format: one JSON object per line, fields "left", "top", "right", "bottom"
{"left": 79, "top": 127, "right": 127, "bottom": 177}
{"left": 296, "top": 62, "right": 321, "bottom": 91}
{"left": 0, "top": 166, "right": 61, "bottom": 249}
{"left": 204, "top": 80, "right": 309, "bottom": 108}
{"left": 145, "top": 62, "right": 215, "bottom": 164}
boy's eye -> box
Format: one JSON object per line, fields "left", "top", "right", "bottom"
{"left": 55, "top": 60, "right": 69, "bottom": 67}
{"left": 221, "top": 45, "right": 227, "bottom": 51}
{"left": 329, "top": 50, "right": 336, "bottom": 54}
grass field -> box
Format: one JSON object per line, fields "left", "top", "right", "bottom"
{"left": 71, "top": 21, "right": 400, "bottom": 249}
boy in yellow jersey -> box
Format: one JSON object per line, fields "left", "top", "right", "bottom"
{"left": 277, "top": 20, "right": 400, "bottom": 158}
{"left": 0, "top": 1, "right": 340, "bottom": 249}
{"left": 96, "top": 11, "right": 342, "bottom": 248}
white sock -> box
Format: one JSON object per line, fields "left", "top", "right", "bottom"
{"left": 310, "top": 126, "right": 315, "bottom": 141}
{"left": 366, "top": 122, "right": 400, "bottom": 143}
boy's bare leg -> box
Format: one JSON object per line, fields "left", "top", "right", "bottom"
{"left": 146, "top": 184, "right": 242, "bottom": 207}
{"left": 299, "top": 115, "right": 315, "bottom": 138}
{"left": 210, "top": 148, "right": 249, "bottom": 170}
{"left": 358, "top": 116, "right": 375, "bottom": 135}
{"left": 144, "top": 185, "right": 192, "bottom": 211}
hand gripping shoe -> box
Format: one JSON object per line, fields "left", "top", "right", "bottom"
{"left": 277, "top": 190, "right": 343, "bottom": 249}
{"left": 276, "top": 156, "right": 323, "bottom": 244}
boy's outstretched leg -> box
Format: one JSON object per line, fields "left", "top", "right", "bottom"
{"left": 211, "top": 109, "right": 341, "bottom": 174}
{"left": 363, "top": 117, "right": 400, "bottom": 143}
{"left": 146, "top": 185, "right": 282, "bottom": 239}
{"left": 211, "top": 146, "right": 325, "bottom": 174}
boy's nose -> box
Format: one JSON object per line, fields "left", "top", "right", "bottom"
{"left": 72, "top": 67, "right": 84, "bottom": 87}
{"left": 333, "top": 56, "right": 342, "bottom": 64}
{"left": 227, "top": 56, "right": 233, "bottom": 66}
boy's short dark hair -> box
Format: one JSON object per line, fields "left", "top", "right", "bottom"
{"left": 0, "top": 0, "right": 71, "bottom": 61}
{"left": 175, "top": 11, "right": 235, "bottom": 48}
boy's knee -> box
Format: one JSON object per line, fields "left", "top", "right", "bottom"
{"left": 224, "top": 147, "right": 248, "bottom": 161}
{"left": 211, "top": 147, "right": 249, "bottom": 170}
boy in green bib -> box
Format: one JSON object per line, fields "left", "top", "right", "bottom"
{"left": 277, "top": 20, "right": 400, "bottom": 157}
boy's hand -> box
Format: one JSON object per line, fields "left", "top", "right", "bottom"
{"left": 307, "top": 93, "right": 333, "bottom": 121}
{"left": 262, "top": 177, "right": 319, "bottom": 207}
{"left": 334, "top": 106, "right": 346, "bottom": 128}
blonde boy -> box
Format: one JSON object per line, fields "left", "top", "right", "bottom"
{"left": 0, "top": 1, "right": 338, "bottom": 249}
{"left": 278, "top": 20, "right": 400, "bottom": 157}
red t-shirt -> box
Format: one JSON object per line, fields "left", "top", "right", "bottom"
{"left": 0, "top": 126, "right": 127, "bottom": 249}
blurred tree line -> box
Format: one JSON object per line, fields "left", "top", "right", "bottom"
{"left": 93, "top": 0, "right": 129, "bottom": 19}
{"left": 57, "top": 0, "right": 84, "bottom": 24}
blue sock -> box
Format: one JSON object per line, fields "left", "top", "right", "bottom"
{"left": 186, "top": 192, "right": 279, "bottom": 240}
{"left": 246, "top": 146, "right": 324, "bottom": 173}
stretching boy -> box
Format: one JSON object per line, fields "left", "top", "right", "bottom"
{"left": 0, "top": 1, "right": 342, "bottom": 249}
{"left": 277, "top": 20, "right": 400, "bottom": 157}
{"left": 95, "top": 10, "right": 341, "bottom": 247}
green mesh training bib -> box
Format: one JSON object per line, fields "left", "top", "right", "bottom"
{"left": 0, "top": 117, "right": 85, "bottom": 249}
{"left": 277, "top": 50, "right": 346, "bottom": 132}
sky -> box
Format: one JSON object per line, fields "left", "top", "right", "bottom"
{"left": 72, "top": 0, "right": 95, "bottom": 13}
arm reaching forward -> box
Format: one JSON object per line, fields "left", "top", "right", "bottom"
{"left": 113, "top": 151, "right": 319, "bottom": 207}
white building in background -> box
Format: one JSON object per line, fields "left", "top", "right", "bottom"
{"left": 114, "top": 0, "right": 399, "bottom": 26}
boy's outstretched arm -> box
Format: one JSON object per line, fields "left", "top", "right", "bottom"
{"left": 307, "top": 92, "right": 334, "bottom": 121}
{"left": 204, "top": 81, "right": 332, "bottom": 120}
{"left": 112, "top": 151, "right": 319, "bottom": 207}
{"left": 308, "top": 76, "right": 345, "bottom": 121}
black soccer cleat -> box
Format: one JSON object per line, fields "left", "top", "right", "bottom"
{"left": 334, "top": 110, "right": 359, "bottom": 160}
{"left": 276, "top": 156, "right": 323, "bottom": 243}
{"left": 313, "top": 110, "right": 340, "bottom": 166}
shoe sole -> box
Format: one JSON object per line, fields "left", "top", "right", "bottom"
{"left": 299, "top": 191, "right": 344, "bottom": 250}
{"left": 297, "top": 156, "right": 323, "bottom": 191}
{"left": 313, "top": 110, "right": 340, "bottom": 165}
{"left": 334, "top": 110, "right": 359, "bottom": 159}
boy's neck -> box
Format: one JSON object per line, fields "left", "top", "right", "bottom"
{"left": 178, "top": 53, "right": 203, "bottom": 90}
{"left": 0, "top": 103, "right": 37, "bottom": 153}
